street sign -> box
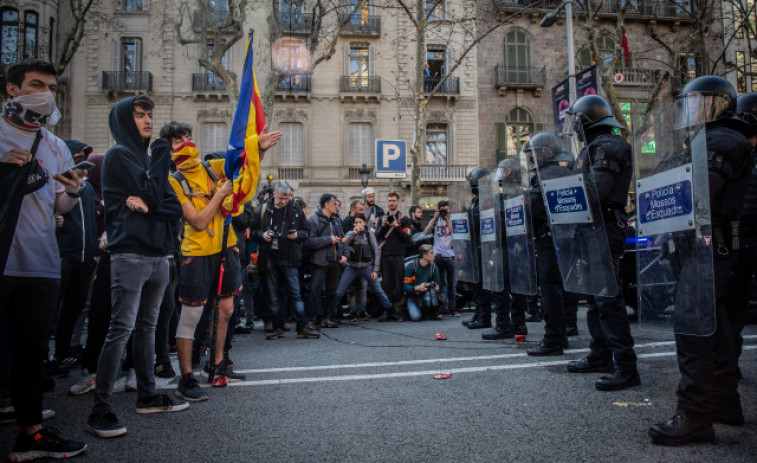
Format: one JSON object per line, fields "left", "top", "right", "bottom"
{"left": 375, "top": 139, "right": 407, "bottom": 179}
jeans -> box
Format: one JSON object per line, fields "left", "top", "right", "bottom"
{"left": 266, "top": 258, "right": 306, "bottom": 330}
{"left": 93, "top": 254, "right": 170, "bottom": 414}
{"left": 435, "top": 255, "right": 456, "bottom": 310}
{"left": 334, "top": 266, "right": 392, "bottom": 314}
{"left": 55, "top": 258, "right": 96, "bottom": 360}
{"left": 310, "top": 261, "right": 341, "bottom": 319}
{"left": 406, "top": 296, "right": 424, "bottom": 321}
{"left": 0, "top": 276, "right": 59, "bottom": 426}
{"left": 155, "top": 259, "right": 178, "bottom": 365}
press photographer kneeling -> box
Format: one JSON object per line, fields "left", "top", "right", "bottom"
{"left": 404, "top": 244, "right": 441, "bottom": 321}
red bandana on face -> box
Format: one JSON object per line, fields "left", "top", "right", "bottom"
{"left": 171, "top": 141, "right": 202, "bottom": 172}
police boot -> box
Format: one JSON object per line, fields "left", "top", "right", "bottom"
{"left": 526, "top": 341, "right": 563, "bottom": 356}
{"left": 467, "top": 318, "right": 492, "bottom": 329}
{"left": 595, "top": 367, "right": 641, "bottom": 391}
{"left": 462, "top": 316, "right": 477, "bottom": 326}
{"left": 648, "top": 413, "right": 714, "bottom": 446}
{"left": 481, "top": 327, "right": 514, "bottom": 340}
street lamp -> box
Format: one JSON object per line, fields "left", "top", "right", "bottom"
{"left": 541, "top": 0, "right": 579, "bottom": 158}
{"left": 358, "top": 163, "right": 372, "bottom": 189}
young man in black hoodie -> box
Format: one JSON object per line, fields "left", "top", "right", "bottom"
{"left": 86, "top": 96, "right": 187, "bottom": 439}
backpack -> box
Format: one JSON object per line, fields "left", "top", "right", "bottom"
{"left": 171, "top": 160, "right": 220, "bottom": 201}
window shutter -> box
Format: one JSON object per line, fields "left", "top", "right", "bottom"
{"left": 135, "top": 38, "right": 143, "bottom": 71}
{"left": 496, "top": 122, "right": 507, "bottom": 150}
{"left": 343, "top": 43, "right": 350, "bottom": 76}
{"left": 363, "top": 124, "right": 373, "bottom": 165}
{"left": 534, "top": 122, "right": 545, "bottom": 132}
{"left": 368, "top": 45, "right": 375, "bottom": 76}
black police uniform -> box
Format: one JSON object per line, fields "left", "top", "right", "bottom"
{"left": 674, "top": 123, "right": 752, "bottom": 422}
{"left": 466, "top": 193, "right": 493, "bottom": 329}
{"left": 573, "top": 130, "right": 637, "bottom": 376}
{"left": 528, "top": 164, "right": 572, "bottom": 351}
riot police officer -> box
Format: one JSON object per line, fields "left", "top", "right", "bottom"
{"left": 649, "top": 77, "right": 752, "bottom": 445}
{"left": 462, "top": 167, "right": 493, "bottom": 329}
{"left": 566, "top": 95, "right": 639, "bottom": 390}
{"left": 482, "top": 159, "right": 528, "bottom": 339}
{"left": 523, "top": 133, "right": 572, "bottom": 355}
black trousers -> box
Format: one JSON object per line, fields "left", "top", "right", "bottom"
{"left": 380, "top": 255, "right": 405, "bottom": 305}
{"left": 0, "top": 276, "right": 59, "bottom": 427}
{"left": 724, "top": 234, "right": 756, "bottom": 372}
{"left": 310, "top": 261, "right": 341, "bottom": 319}
{"left": 55, "top": 258, "right": 96, "bottom": 361}
{"left": 434, "top": 255, "right": 456, "bottom": 311}
{"left": 675, "top": 252, "right": 740, "bottom": 419}
{"left": 537, "top": 241, "right": 566, "bottom": 347}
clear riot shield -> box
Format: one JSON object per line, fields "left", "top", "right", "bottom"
{"left": 478, "top": 174, "right": 504, "bottom": 292}
{"left": 531, "top": 148, "right": 619, "bottom": 297}
{"left": 501, "top": 155, "right": 537, "bottom": 295}
{"left": 632, "top": 102, "right": 714, "bottom": 335}
{"left": 448, "top": 183, "right": 479, "bottom": 283}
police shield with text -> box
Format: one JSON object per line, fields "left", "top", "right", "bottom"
{"left": 647, "top": 76, "right": 752, "bottom": 446}
{"left": 448, "top": 182, "right": 479, "bottom": 286}
{"left": 478, "top": 174, "right": 504, "bottom": 293}
{"left": 499, "top": 158, "right": 537, "bottom": 297}
{"left": 523, "top": 133, "right": 573, "bottom": 356}
{"left": 555, "top": 95, "right": 639, "bottom": 391}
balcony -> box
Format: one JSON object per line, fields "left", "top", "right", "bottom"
{"left": 102, "top": 71, "right": 152, "bottom": 92}
{"left": 614, "top": 68, "right": 662, "bottom": 86}
{"left": 423, "top": 76, "right": 460, "bottom": 98}
{"left": 338, "top": 14, "right": 381, "bottom": 36}
{"left": 500, "top": 0, "right": 694, "bottom": 22}
{"left": 275, "top": 75, "right": 312, "bottom": 102}
{"left": 495, "top": 65, "right": 546, "bottom": 96}
{"left": 420, "top": 165, "right": 468, "bottom": 183}
{"left": 340, "top": 75, "right": 381, "bottom": 102}
{"left": 192, "top": 10, "right": 233, "bottom": 31}
{"left": 279, "top": 13, "right": 313, "bottom": 35}
{"left": 192, "top": 73, "right": 227, "bottom": 92}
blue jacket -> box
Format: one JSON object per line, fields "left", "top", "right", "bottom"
{"left": 305, "top": 209, "right": 344, "bottom": 266}
{"left": 57, "top": 180, "right": 99, "bottom": 262}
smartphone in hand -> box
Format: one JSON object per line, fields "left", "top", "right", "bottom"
{"left": 60, "top": 160, "right": 95, "bottom": 179}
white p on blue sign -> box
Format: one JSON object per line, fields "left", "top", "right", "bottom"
{"left": 375, "top": 140, "right": 407, "bottom": 179}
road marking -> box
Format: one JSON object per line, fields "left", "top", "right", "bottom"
{"left": 162, "top": 343, "right": 755, "bottom": 389}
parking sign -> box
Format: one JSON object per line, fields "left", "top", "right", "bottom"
{"left": 375, "top": 140, "right": 407, "bottom": 179}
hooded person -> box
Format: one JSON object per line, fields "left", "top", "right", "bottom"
{"left": 86, "top": 95, "right": 188, "bottom": 440}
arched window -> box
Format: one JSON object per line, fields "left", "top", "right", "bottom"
{"left": 503, "top": 30, "right": 530, "bottom": 82}
{"left": 23, "top": 11, "right": 38, "bottom": 59}
{"left": 577, "top": 35, "right": 621, "bottom": 68}
{"left": 1, "top": 8, "right": 19, "bottom": 65}
{"left": 500, "top": 108, "right": 534, "bottom": 159}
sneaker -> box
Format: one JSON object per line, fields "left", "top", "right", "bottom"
{"left": 59, "top": 353, "right": 82, "bottom": 369}
{"left": 297, "top": 326, "right": 321, "bottom": 339}
{"left": 124, "top": 368, "right": 137, "bottom": 392}
{"left": 136, "top": 394, "right": 189, "bottom": 414}
{"left": 234, "top": 323, "right": 252, "bottom": 334}
{"left": 175, "top": 374, "right": 208, "bottom": 402}
{"left": 85, "top": 411, "right": 127, "bottom": 438}
{"left": 69, "top": 370, "right": 96, "bottom": 396}
{"left": 9, "top": 428, "right": 87, "bottom": 460}
{"left": 154, "top": 362, "right": 176, "bottom": 379}
{"left": 348, "top": 313, "right": 360, "bottom": 322}
{"left": 266, "top": 327, "right": 285, "bottom": 340}
{"left": 44, "top": 360, "right": 69, "bottom": 379}
{"left": 201, "top": 362, "right": 246, "bottom": 382}
{"left": 0, "top": 408, "right": 55, "bottom": 426}
{"left": 320, "top": 319, "right": 338, "bottom": 328}
{"left": 358, "top": 311, "right": 370, "bottom": 321}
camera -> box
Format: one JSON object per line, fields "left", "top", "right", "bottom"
{"left": 425, "top": 282, "right": 435, "bottom": 287}
{"left": 439, "top": 209, "right": 448, "bottom": 218}
{"left": 422, "top": 286, "right": 439, "bottom": 308}
{"left": 386, "top": 214, "right": 395, "bottom": 224}
{"left": 267, "top": 228, "right": 282, "bottom": 239}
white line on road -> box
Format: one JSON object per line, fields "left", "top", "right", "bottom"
{"left": 192, "top": 343, "right": 756, "bottom": 388}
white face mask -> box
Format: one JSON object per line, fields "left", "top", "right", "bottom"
{"left": 3, "top": 91, "right": 62, "bottom": 126}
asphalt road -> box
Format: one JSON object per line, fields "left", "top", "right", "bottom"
{"left": 2, "top": 308, "right": 756, "bottom": 462}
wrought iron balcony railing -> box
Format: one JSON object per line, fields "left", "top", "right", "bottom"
{"left": 192, "top": 73, "right": 227, "bottom": 92}
{"left": 495, "top": 65, "right": 546, "bottom": 86}
{"left": 339, "top": 75, "right": 381, "bottom": 93}
{"left": 338, "top": 14, "right": 381, "bottom": 35}
{"left": 102, "top": 71, "right": 152, "bottom": 92}
{"left": 423, "top": 76, "right": 460, "bottom": 94}
{"left": 277, "top": 75, "right": 312, "bottom": 92}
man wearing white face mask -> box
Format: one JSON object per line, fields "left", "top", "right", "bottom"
{"left": 0, "top": 59, "right": 88, "bottom": 460}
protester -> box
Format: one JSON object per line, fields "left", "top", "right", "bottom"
{"left": 362, "top": 187, "right": 384, "bottom": 232}
{"left": 408, "top": 205, "right": 424, "bottom": 234}
{"left": 424, "top": 200, "right": 457, "bottom": 316}
{"left": 404, "top": 245, "right": 441, "bottom": 321}
{"left": 1, "top": 59, "right": 87, "bottom": 460}
{"left": 376, "top": 191, "right": 412, "bottom": 321}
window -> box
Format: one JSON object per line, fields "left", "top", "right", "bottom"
{"left": 425, "top": 0, "right": 445, "bottom": 21}
{"left": 278, "top": 122, "right": 305, "bottom": 166}
{"left": 116, "top": 0, "right": 149, "bottom": 12}
{"left": 503, "top": 30, "right": 531, "bottom": 83}
{"left": 201, "top": 122, "right": 228, "bottom": 154}
{"left": 734, "top": 2, "right": 745, "bottom": 39}
{"left": 425, "top": 123, "right": 448, "bottom": 165}
{"left": 504, "top": 108, "right": 534, "bottom": 158}
{"left": 577, "top": 36, "right": 620, "bottom": 68}
{"left": 121, "top": 38, "right": 143, "bottom": 73}
{"left": 202, "top": 41, "right": 230, "bottom": 84}
{"left": 426, "top": 47, "right": 445, "bottom": 77}
{"left": 48, "top": 18, "right": 54, "bottom": 62}
{"left": 23, "top": 11, "right": 37, "bottom": 59}
{"left": 1, "top": 8, "right": 19, "bottom": 65}
{"left": 737, "top": 51, "right": 747, "bottom": 92}
{"left": 678, "top": 53, "right": 698, "bottom": 84}
{"left": 280, "top": 0, "right": 304, "bottom": 24}
{"left": 349, "top": 45, "right": 369, "bottom": 87}
{"left": 751, "top": 56, "right": 757, "bottom": 92}
{"left": 348, "top": 123, "right": 373, "bottom": 166}
{"left": 348, "top": 0, "right": 370, "bottom": 25}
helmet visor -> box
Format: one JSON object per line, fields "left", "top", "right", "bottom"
{"left": 674, "top": 93, "right": 731, "bottom": 129}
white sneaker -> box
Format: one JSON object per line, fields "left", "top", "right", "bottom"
{"left": 69, "top": 370, "right": 96, "bottom": 396}
{"left": 124, "top": 368, "right": 137, "bottom": 392}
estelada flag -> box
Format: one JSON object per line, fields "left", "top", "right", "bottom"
{"left": 222, "top": 34, "right": 265, "bottom": 219}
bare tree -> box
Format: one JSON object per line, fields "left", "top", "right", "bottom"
{"left": 175, "top": 0, "right": 249, "bottom": 112}
{"left": 387, "top": 0, "right": 531, "bottom": 204}
{"left": 56, "top": 0, "right": 98, "bottom": 76}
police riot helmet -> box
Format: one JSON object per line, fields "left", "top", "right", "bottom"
{"left": 495, "top": 158, "right": 521, "bottom": 184}
{"left": 523, "top": 132, "right": 562, "bottom": 170}
{"left": 467, "top": 167, "right": 490, "bottom": 188}
{"left": 551, "top": 150, "right": 574, "bottom": 169}
{"left": 569, "top": 95, "right": 625, "bottom": 132}
{"left": 675, "top": 75, "right": 737, "bottom": 128}
{"left": 736, "top": 92, "right": 757, "bottom": 137}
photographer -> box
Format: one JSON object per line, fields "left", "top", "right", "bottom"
{"left": 333, "top": 214, "right": 393, "bottom": 320}
{"left": 376, "top": 191, "right": 413, "bottom": 321}
{"left": 424, "top": 200, "right": 457, "bottom": 316}
{"left": 403, "top": 245, "right": 441, "bottom": 321}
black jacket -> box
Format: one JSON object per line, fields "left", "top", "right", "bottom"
{"left": 57, "top": 181, "right": 99, "bottom": 263}
{"left": 574, "top": 132, "right": 633, "bottom": 213}
{"left": 305, "top": 209, "right": 344, "bottom": 266}
{"left": 376, "top": 211, "right": 412, "bottom": 256}
{"left": 102, "top": 97, "right": 183, "bottom": 256}
{"left": 250, "top": 198, "right": 309, "bottom": 268}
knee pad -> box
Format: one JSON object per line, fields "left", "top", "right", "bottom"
{"left": 176, "top": 304, "right": 203, "bottom": 339}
